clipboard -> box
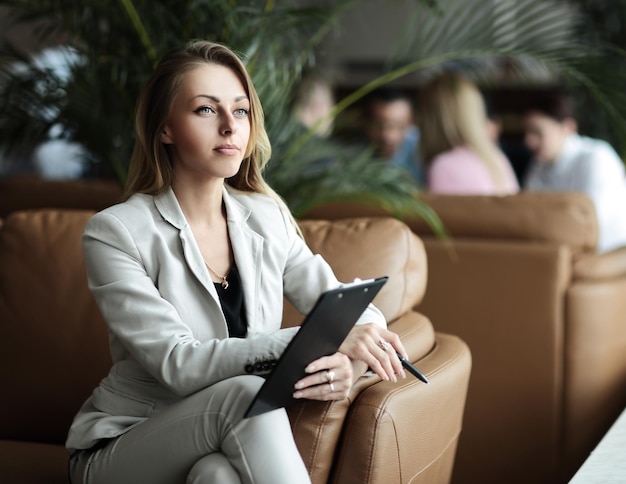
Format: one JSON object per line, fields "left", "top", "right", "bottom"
{"left": 244, "top": 276, "right": 388, "bottom": 418}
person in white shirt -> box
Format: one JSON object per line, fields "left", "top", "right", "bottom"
{"left": 523, "top": 92, "right": 626, "bottom": 253}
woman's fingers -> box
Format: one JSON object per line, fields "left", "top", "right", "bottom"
{"left": 377, "top": 336, "right": 406, "bottom": 380}
{"left": 338, "top": 323, "right": 407, "bottom": 381}
{"left": 292, "top": 325, "right": 410, "bottom": 400}
{"left": 293, "top": 353, "right": 352, "bottom": 400}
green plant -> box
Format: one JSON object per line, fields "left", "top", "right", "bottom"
{"left": 568, "top": 0, "right": 626, "bottom": 157}
{"left": 0, "top": 0, "right": 624, "bottom": 226}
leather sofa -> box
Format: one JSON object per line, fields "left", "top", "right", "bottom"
{"left": 303, "top": 192, "right": 626, "bottom": 484}
{"left": 0, "top": 206, "right": 471, "bottom": 484}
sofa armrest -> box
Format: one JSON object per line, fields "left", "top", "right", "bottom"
{"left": 332, "top": 333, "right": 471, "bottom": 484}
{"left": 387, "top": 310, "right": 435, "bottom": 365}
{"left": 286, "top": 309, "right": 436, "bottom": 484}
{"left": 573, "top": 246, "right": 626, "bottom": 281}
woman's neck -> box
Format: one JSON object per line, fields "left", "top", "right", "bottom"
{"left": 172, "top": 177, "right": 225, "bottom": 226}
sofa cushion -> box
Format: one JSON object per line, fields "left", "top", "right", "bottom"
{"left": 0, "top": 210, "right": 111, "bottom": 444}
{"left": 0, "top": 440, "right": 68, "bottom": 484}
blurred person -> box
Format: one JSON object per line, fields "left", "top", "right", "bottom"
{"left": 484, "top": 97, "right": 504, "bottom": 146}
{"left": 523, "top": 91, "right": 626, "bottom": 253}
{"left": 418, "top": 71, "right": 519, "bottom": 195}
{"left": 363, "top": 88, "right": 424, "bottom": 185}
{"left": 292, "top": 70, "right": 335, "bottom": 137}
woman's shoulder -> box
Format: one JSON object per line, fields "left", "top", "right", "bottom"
{"left": 95, "top": 192, "right": 153, "bottom": 218}
{"left": 577, "top": 136, "right": 621, "bottom": 163}
{"left": 86, "top": 193, "right": 159, "bottom": 233}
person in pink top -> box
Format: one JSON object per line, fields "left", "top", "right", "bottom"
{"left": 417, "top": 72, "right": 519, "bottom": 195}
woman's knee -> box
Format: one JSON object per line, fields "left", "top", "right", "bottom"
{"left": 187, "top": 453, "right": 241, "bottom": 484}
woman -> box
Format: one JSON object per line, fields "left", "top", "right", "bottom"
{"left": 523, "top": 91, "right": 626, "bottom": 253}
{"left": 66, "top": 40, "right": 407, "bottom": 484}
{"left": 418, "top": 72, "right": 519, "bottom": 195}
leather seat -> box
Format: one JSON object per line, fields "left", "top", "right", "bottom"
{"left": 0, "top": 209, "right": 471, "bottom": 484}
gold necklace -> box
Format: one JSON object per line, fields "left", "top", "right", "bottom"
{"left": 204, "top": 260, "right": 229, "bottom": 289}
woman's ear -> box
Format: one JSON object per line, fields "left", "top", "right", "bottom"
{"left": 160, "top": 127, "right": 174, "bottom": 144}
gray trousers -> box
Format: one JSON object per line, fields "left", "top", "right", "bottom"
{"left": 69, "top": 375, "right": 311, "bottom": 484}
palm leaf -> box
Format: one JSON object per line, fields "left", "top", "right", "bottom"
{"left": 1, "top": 0, "right": 624, "bottom": 230}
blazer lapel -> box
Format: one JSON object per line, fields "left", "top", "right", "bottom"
{"left": 223, "top": 187, "right": 264, "bottom": 329}
{"left": 153, "top": 189, "right": 221, "bottom": 304}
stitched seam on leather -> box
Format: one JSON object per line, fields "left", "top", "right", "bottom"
{"left": 401, "top": 223, "right": 411, "bottom": 318}
{"left": 406, "top": 428, "right": 463, "bottom": 484}
{"left": 373, "top": 338, "right": 468, "bottom": 482}
{"left": 364, "top": 405, "right": 386, "bottom": 483}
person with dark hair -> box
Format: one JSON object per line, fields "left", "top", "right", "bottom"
{"left": 523, "top": 91, "right": 626, "bottom": 252}
{"left": 65, "top": 40, "right": 408, "bottom": 484}
{"left": 363, "top": 87, "right": 424, "bottom": 185}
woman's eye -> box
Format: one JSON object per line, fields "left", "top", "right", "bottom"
{"left": 234, "top": 108, "right": 249, "bottom": 117}
{"left": 195, "top": 106, "right": 215, "bottom": 115}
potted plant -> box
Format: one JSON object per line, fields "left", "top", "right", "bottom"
{"left": 0, "top": 0, "right": 623, "bottom": 225}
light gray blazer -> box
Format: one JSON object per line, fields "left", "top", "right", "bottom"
{"left": 66, "top": 186, "right": 385, "bottom": 453}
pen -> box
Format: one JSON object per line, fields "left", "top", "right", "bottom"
{"left": 397, "top": 352, "right": 429, "bottom": 384}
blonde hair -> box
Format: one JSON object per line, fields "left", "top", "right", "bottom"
{"left": 125, "top": 40, "right": 274, "bottom": 200}
{"left": 418, "top": 72, "right": 507, "bottom": 188}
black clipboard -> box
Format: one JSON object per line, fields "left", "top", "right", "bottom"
{"left": 244, "top": 276, "right": 388, "bottom": 418}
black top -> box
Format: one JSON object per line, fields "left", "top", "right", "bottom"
{"left": 214, "top": 264, "right": 248, "bottom": 338}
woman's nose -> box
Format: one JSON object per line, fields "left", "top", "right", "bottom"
{"left": 220, "top": 112, "right": 237, "bottom": 136}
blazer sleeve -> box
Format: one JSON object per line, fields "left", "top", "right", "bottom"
{"left": 83, "top": 211, "right": 298, "bottom": 397}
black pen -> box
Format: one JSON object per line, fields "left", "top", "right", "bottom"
{"left": 397, "top": 352, "right": 429, "bottom": 384}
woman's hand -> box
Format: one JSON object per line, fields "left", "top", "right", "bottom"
{"left": 292, "top": 323, "right": 409, "bottom": 401}
{"left": 293, "top": 352, "right": 353, "bottom": 401}
{"left": 338, "top": 323, "right": 407, "bottom": 382}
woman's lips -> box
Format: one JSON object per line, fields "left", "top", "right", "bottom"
{"left": 214, "top": 145, "right": 240, "bottom": 156}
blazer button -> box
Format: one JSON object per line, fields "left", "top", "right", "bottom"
{"left": 245, "top": 364, "right": 254, "bottom": 373}
{"left": 254, "top": 362, "right": 263, "bottom": 372}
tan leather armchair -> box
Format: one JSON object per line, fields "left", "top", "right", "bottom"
{"left": 0, "top": 209, "right": 471, "bottom": 484}
{"left": 303, "top": 192, "right": 626, "bottom": 484}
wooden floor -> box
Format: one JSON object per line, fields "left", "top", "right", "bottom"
{"left": 569, "top": 407, "right": 626, "bottom": 483}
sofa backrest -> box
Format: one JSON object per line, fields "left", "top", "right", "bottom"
{"left": 303, "top": 192, "right": 599, "bottom": 253}
{"left": 0, "top": 176, "right": 123, "bottom": 218}
{"left": 0, "top": 210, "right": 428, "bottom": 446}
{"left": 0, "top": 210, "right": 111, "bottom": 445}
{"left": 283, "top": 217, "right": 428, "bottom": 326}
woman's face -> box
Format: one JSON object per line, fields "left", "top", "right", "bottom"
{"left": 161, "top": 63, "right": 251, "bottom": 181}
{"left": 523, "top": 111, "right": 572, "bottom": 163}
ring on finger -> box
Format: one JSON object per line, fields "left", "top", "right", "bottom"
{"left": 326, "top": 370, "right": 335, "bottom": 383}
{"left": 328, "top": 382, "right": 335, "bottom": 393}
{"left": 378, "top": 338, "right": 390, "bottom": 351}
